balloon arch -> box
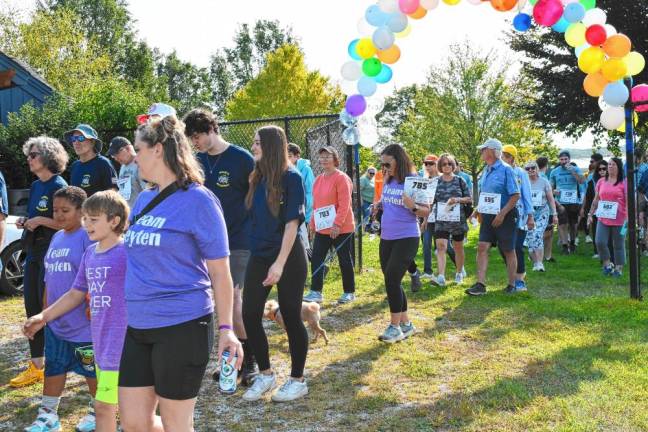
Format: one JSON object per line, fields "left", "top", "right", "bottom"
{"left": 338, "top": 0, "right": 647, "bottom": 147}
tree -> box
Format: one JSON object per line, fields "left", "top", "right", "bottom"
{"left": 508, "top": 0, "right": 648, "bottom": 150}
{"left": 210, "top": 20, "right": 297, "bottom": 116}
{"left": 397, "top": 43, "right": 554, "bottom": 194}
{"left": 225, "top": 44, "right": 343, "bottom": 120}
{"left": 157, "top": 51, "right": 213, "bottom": 116}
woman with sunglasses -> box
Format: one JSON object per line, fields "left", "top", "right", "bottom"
{"left": 584, "top": 160, "right": 608, "bottom": 259}
{"left": 9, "top": 137, "right": 69, "bottom": 389}
{"left": 525, "top": 161, "right": 558, "bottom": 272}
{"left": 377, "top": 145, "right": 430, "bottom": 343}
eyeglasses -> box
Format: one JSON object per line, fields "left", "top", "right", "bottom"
{"left": 368, "top": 171, "right": 376, "bottom": 175}
{"left": 381, "top": 162, "right": 391, "bottom": 169}
{"left": 440, "top": 162, "right": 453, "bottom": 167}
{"left": 319, "top": 154, "right": 334, "bottom": 160}
{"left": 27, "top": 152, "right": 41, "bottom": 160}
{"left": 598, "top": 167, "right": 607, "bottom": 171}
{"left": 525, "top": 166, "right": 537, "bottom": 171}
{"left": 67, "top": 135, "right": 88, "bottom": 144}
{"left": 424, "top": 162, "right": 436, "bottom": 166}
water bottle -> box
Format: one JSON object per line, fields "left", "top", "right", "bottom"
{"left": 620, "top": 221, "right": 628, "bottom": 237}
{"left": 219, "top": 350, "right": 238, "bottom": 394}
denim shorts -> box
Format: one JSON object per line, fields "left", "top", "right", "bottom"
{"left": 44, "top": 326, "right": 96, "bottom": 378}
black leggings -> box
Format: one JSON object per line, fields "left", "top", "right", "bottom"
{"left": 310, "top": 232, "right": 355, "bottom": 293}
{"left": 243, "top": 241, "right": 308, "bottom": 378}
{"left": 23, "top": 252, "right": 46, "bottom": 358}
{"left": 380, "top": 237, "right": 419, "bottom": 314}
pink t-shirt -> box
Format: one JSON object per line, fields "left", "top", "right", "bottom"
{"left": 595, "top": 178, "right": 627, "bottom": 226}
{"left": 310, "top": 169, "right": 355, "bottom": 234}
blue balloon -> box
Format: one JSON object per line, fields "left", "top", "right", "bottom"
{"left": 339, "top": 109, "right": 357, "bottom": 127}
{"left": 373, "top": 64, "right": 393, "bottom": 84}
{"left": 348, "top": 39, "right": 362, "bottom": 61}
{"left": 387, "top": 13, "right": 408, "bottom": 33}
{"left": 603, "top": 82, "right": 630, "bottom": 107}
{"left": 513, "top": 13, "right": 532, "bottom": 32}
{"left": 552, "top": 17, "right": 569, "bottom": 33}
{"left": 358, "top": 77, "right": 378, "bottom": 97}
{"left": 365, "top": 5, "right": 389, "bottom": 27}
{"left": 563, "top": 2, "right": 585, "bottom": 23}
{"left": 342, "top": 127, "right": 360, "bottom": 146}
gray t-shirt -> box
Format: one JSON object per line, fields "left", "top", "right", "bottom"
{"left": 530, "top": 176, "right": 551, "bottom": 215}
{"left": 118, "top": 162, "right": 146, "bottom": 208}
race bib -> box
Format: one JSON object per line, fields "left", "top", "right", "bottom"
{"left": 314, "top": 205, "right": 336, "bottom": 231}
{"left": 427, "top": 204, "right": 436, "bottom": 223}
{"left": 437, "top": 202, "right": 461, "bottom": 222}
{"left": 560, "top": 189, "right": 578, "bottom": 204}
{"left": 405, "top": 177, "right": 433, "bottom": 204}
{"left": 531, "top": 190, "right": 543, "bottom": 207}
{"left": 477, "top": 193, "right": 501, "bottom": 215}
{"left": 117, "top": 177, "right": 131, "bottom": 201}
{"left": 596, "top": 201, "right": 619, "bottom": 219}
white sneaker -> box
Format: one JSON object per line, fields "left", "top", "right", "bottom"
{"left": 242, "top": 373, "right": 276, "bottom": 401}
{"left": 24, "top": 407, "right": 60, "bottom": 432}
{"left": 421, "top": 272, "right": 435, "bottom": 280}
{"left": 592, "top": 254, "right": 600, "bottom": 259}
{"left": 585, "top": 235, "right": 593, "bottom": 244}
{"left": 536, "top": 262, "right": 545, "bottom": 272}
{"left": 454, "top": 273, "right": 464, "bottom": 284}
{"left": 436, "top": 274, "right": 446, "bottom": 287}
{"left": 271, "top": 378, "right": 308, "bottom": 402}
{"left": 75, "top": 412, "right": 96, "bottom": 432}
{"left": 461, "top": 267, "right": 467, "bottom": 278}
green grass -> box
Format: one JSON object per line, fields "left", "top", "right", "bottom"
{"left": 2, "top": 229, "right": 648, "bottom": 431}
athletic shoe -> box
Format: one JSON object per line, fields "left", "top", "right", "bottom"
{"left": 603, "top": 264, "right": 614, "bottom": 276}
{"left": 569, "top": 243, "right": 576, "bottom": 253}
{"left": 242, "top": 373, "right": 276, "bottom": 401}
{"left": 10, "top": 361, "right": 44, "bottom": 388}
{"left": 461, "top": 267, "right": 467, "bottom": 278}
{"left": 271, "top": 378, "right": 308, "bottom": 402}
{"left": 592, "top": 254, "right": 600, "bottom": 259}
{"left": 611, "top": 269, "right": 623, "bottom": 278}
{"left": 378, "top": 324, "right": 405, "bottom": 343}
{"left": 512, "top": 280, "right": 528, "bottom": 293}
{"left": 545, "top": 257, "right": 557, "bottom": 263}
{"left": 24, "top": 407, "right": 60, "bottom": 432}
{"left": 400, "top": 321, "right": 416, "bottom": 339}
{"left": 586, "top": 235, "right": 593, "bottom": 244}
{"left": 561, "top": 244, "right": 570, "bottom": 255}
{"left": 410, "top": 271, "right": 422, "bottom": 292}
{"left": 454, "top": 273, "right": 464, "bottom": 284}
{"left": 303, "top": 290, "right": 323, "bottom": 303}
{"left": 74, "top": 412, "right": 95, "bottom": 432}
{"left": 642, "top": 250, "right": 648, "bottom": 257}
{"left": 435, "top": 274, "right": 446, "bottom": 287}
{"left": 465, "top": 283, "right": 486, "bottom": 296}
{"left": 575, "top": 238, "right": 580, "bottom": 246}
{"left": 240, "top": 353, "right": 259, "bottom": 387}
{"left": 536, "top": 262, "right": 545, "bottom": 272}
{"left": 337, "top": 293, "right": 356, "bottom": 304}
{"left": 504, "top": 284, "right": 516, "bottom": 294}
{"left": 421, "top": 272, "right": 435, "bottom": 280}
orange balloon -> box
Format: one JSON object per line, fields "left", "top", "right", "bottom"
{"left": 583, "top": 72, "right": 608, "bottom": 97}
{"left": 603, "top": 34, "right": 632, "bottom": 58}
{"left": 377, "top": 44, "right": 401, "bottom": 64}
{"left": 408, "top": 6, "right": 427, "bottom": 19}
{"left": 490, "top": 0, "right": 518, "bottom": 12}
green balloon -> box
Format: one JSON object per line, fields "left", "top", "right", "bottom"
{"left": 580, "top": 0, "right": 596, "bottom": 10}
{"left": 528, "top": 0, "right": 537, "bottom": 4}
{"left": 362, "top": 58, "right": 382, "bottom": 77}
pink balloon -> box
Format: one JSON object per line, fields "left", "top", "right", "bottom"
{"left": 533, "top": 0, "right": 564, "bottom": 27}
{"left": 399, "top": 0, "right": 420, "bottom": 14}
{"left": 632, "top": 84, "right": 648, "bottom": 113}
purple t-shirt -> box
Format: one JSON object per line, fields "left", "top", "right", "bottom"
{"left": 72, "top": 242, "right": 127, "bottom": 371}
{"left": 44, "top": 228, "right": 93, "bottom": 342}
{"left": 124, "top": 183, "right": 229, "bottom": 329}
{"left": 380, "top": 178, "right": 421, "bottom": 240}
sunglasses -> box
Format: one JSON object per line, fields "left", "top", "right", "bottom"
{"left": 368, "top": 171, "right": 376, "bottom": 175}
{"left": 440, "top": 162, "right": 454, "bottom": 167}
{"left": 67, "top": 135, "right": 88, "bottom": 144}
{"left": 424, "top": 162, "right": 436, "bottom": 166}
{"left": 525, "top": 166, "right": 537, "bottom": 171}
{"left": 598, "top": 167, "right": 607, "bottom": 171}
{"left": 27, "top": 152, "right": 41, "bottom": 160}
{"left": 381, "top": 162, "right": 391, "bottom": 169}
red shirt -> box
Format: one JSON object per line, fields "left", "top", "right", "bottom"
{"left": 310, "top": 169, "right": 355, "bottom": 234}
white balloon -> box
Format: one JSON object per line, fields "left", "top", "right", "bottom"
{"left": 604, "top": 24, "right": 617, "bottom": 36}
{"left": 582, "top": 8, "right": 607, "bottom": 27}
{"left": 466, "top": 0, "right": 482, "bottom": 5}
{"left": 341, "top": 79, "right": 358, "bottom": 96}
{"left": 357, "top": 18, "right": 375, "bottom": 36}
{"left": 358, "top": 114, "right": 378, "bottom": 131}
{"left": 421, "top": 0, "right": 440, "bottom": 9}
{"left": 372, "top": 26, "right": 395, "bottom": 50}
{"left": 360, "top": 131, "right": 379, "bottom": 148}
{"left": 341, "top": 61, "right": 362, "bottom": 81}
{"left": 598, "top": 95, "right": 610, "bottom": 111}
{"left": 378, "top": 0, "right": 400, "bottom": 14}
{"left": 366, "top": 96, "right": 386, "bottom": 114}
{"left": 600, "top": 107, "right": 625, "bottom": 130}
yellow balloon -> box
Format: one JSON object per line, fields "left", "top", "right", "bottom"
{"left": 578, "top": 47, "right": 605, "bottom": 74}
{"left": 396, "top": 25, "right": 412, "bottom": 38}
{"left": 601, "top": 58, "right": 628, "bottom": 82}
{"left": 356, "top": 38, "right": 377, "bottom": 59}
{"left": 443, "top": 0, "right": 461, "bottom": 4}
{"left": 617, "top": 113, "right": 639, "bottom": 133}
{"left": 565, "top": 23, "right": 586, "bottom": 48}
{"left": 624, "top": 51, "right": 646, "bottom": 76}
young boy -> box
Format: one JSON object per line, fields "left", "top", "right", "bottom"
{"left": 22, "top": 186, "right": 96, "bottom": 432}
{"left": 24, "top": 190, "right": 131, "bottom": 432}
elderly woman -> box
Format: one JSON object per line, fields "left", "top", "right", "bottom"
{"left": 10, "top": 137, "right": 69, "bottom": 389}
{"left": 525, "top": 161, "right": 558, "bottom": 272}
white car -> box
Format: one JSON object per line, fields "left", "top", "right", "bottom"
{"left": 0, "top": 215, "right": 25, "bottom": 295}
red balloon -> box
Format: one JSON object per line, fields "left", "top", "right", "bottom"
{"left": 585, "top": 25, "right": 607, "bottom": 46}
{"left": 533, "top": 0, "right": 563, "bottom": 27}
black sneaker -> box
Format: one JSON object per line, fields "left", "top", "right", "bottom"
{"left": 410, "top": 271, "right": 422, "bottom": 293}
{"left": 545, "top": 257, "right": 557, "bottom": 263}
{"left": 504, "top": 284, "right": 516, "bottom": 293}
{"left": 465, "top": 283, "right": 486, "bottom": 296}
{"left": 240, "top": 353, "right": 259, "bottom": 387}
{"left": 561, "top": 244, "right": 570, "bottom": 255}
{"left": 569, "top": 243, "right": 576, "bottom": 253}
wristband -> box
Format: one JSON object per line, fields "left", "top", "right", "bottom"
{"left": 218, "top": 324, "right": 233, "bottom": 331}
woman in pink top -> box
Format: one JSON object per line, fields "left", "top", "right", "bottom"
{"left": 587, "top": 157, "right": 627, "bottom": 277}
{"left": 303, "top": 146, "right": 356, "bottom": 304}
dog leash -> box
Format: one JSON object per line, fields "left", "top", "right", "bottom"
{"left": 310, "top": 232, "right": 356, "bottom": 278}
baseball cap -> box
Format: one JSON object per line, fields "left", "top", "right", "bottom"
{"left": 558, "top": 150, "right": 571, "bottom": 159}
{"left": 424, "top": 154, "right": 438, "bottom": 163}
{"left": 367, "top": 165, "right": 376, "bottom": 173}
{"left": 137, "top": 102, "right": 177, "bottom": 125}
{"left": 477, "top": 138, "right": 503, "bottom": 151}
{"left": 107, "top": 136, "right": 131, "bottom": 157}
{"left": 502, "top": 144, "right": 518, "bottom": 159}
{"left": 64, "top": 124, "right": 103, "bottom": 153}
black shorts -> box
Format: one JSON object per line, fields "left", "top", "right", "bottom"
{"left": 119, "top": 314, "right": 214, "bottom": 400}
{"left": 479, "top": 209, "right": 518, "bottom": 252}
{"left": 434, "top": 231, "right": 466, "bottom": 242}
{"left": 558, "top": 204, "right": 579, "bottom": 226}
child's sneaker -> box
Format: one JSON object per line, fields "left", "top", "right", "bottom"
{"left": 271, "top": 378, "right": 308, "bottom": 402}
{"left": 378, "top": 324, "right": 404, "bottom": 343}
{"left": 75, "top": 412, "right": 95, "bottom": 432}
{"left": 400, "top": 321, "right": 416, "bottom": 339}
{"left": 24, "top": 407, "right": 60, "bottom": 432}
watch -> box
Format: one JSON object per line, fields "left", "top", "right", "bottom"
{"left": 411, "top": 205, "right": 419, "bottom": 213}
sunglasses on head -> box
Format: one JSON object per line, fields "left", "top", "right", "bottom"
{"left": 67, "top": 135, "right": 88, "bottom": 144}
{"left": 381, "top": 162, "right": 391, "bottom": 169}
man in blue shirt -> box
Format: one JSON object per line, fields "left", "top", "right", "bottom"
{"left": 183, "top": 108, "right": 258, "bottom": 385}
{"left": 65, "top": 124, "right": 118, "bottom": 197}
{"left": 288, "top": 143, "right": 315, "bottom": 259}
{"left": 466, "top": 138, "right": 520, "bottom": 297}
{"left": 550, "top": 150, "right": 585, "bottom": 254}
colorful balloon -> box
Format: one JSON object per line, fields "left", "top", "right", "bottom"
{"left": 373, "top": 26, "right": 396, "bottom": 50}
{"left": 341, "top": 61, "right": 362, "bottom": 81}
{"left": 551, "top": 18, "right": 569, "bottom": 33}
{"left": 578, "top": 46, "right": 605, "bottom": 74}
{"left": 339, "top": 109, "right": 358, "bottom": 127}
{"left": 365, "top": 5, "right": 390, "bottom": 26}
{"left": 374, "top": 64, "right": 394, "bottom": 84}
{"left": 563, "top": 2, "right": 585, "bottom": 23}
{"left": 581, "top": 8, "right": 606, "bottom": 26}
{"left": 387, "top": 13, "right": 409, "bottom": 32}
{"left": 565, "top": 23, "right": 586, "bottom": 47}
{"left": 420, "top": 0, "right": 440, "bottom": 8}
{"left": 377, "top": 44, "right": 401, "bottom": 64}
{"left": 356, "top": 38, "right": 378, "bottom": 59}
{"left": 396, "top": 24, "right": 412, "bottom": 38}
{"left": 632, "top": 85, "right": 648, "bottom": 113}
{"left": 408, "top": 6, "right": 428, "bottom": 18}
{"left": 603, "top": 34, "right": 632, "bottom": 58}
{"left": 624, "top": 52, "right": 645, "bottom": 76}
{"left": 583, "top": 72, "right": 608, "bottom": 97}
{"left": 602, "top": 81, "right": 629, "bottom": 107}
{"left": 442, "top": 0, "right": 461, "bottom": 4}
{"left": 580, "top": 0, "right": 596, "bottom": 11}
{"left": 399, "top": 0, "right": 420, "bottom": 14}
{"left": 575, "top": 43, "right": 590, "bottom": 58}
{"left": 601, "top": 58, "right": 627, "bottom": 82}
{"left": 585, "top": 24, "right": 606, "bottom": 46}
{"left": 491, "top": 0, "right": 518, "bottom": 11}
{"left": 358, "top": 77, "right": 378, "bottom": 97}
{"left": 345, "top": 95, "right": 367, "bottom": 117}
{"left": 363, "top": 58, "right": 383, "bottom": 77}
{"left": 378, "top": 0, "right": 401, "bottom": 14}
{"left": 600, "top": 106, "right": 624, "bottom": 131}
{"left": 533, "top": 0, "right": 564, "bottom": 27}
{"left": 348, "top": 39, "right": 362, "bottom": 60}
{"left": 513, "top": 13, "right": 532, "bottom": 32}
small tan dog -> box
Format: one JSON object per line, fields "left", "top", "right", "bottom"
{"left": 264, "top": 299, "right": 329, "bottom": 344}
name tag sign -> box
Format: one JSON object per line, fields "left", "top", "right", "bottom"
{"left": 531, "top": 190, "right": 543, "bottom": 207}
{"left": 314, "top": 205, "right": 336, "bottom": 231}
{"left": 477, "top": 193, "right": 501, "bottom": 215}
{"left": 560, "top": 189, "right": 578, "bottom": 204}
{"left": 596, "top": 201, "right": 618, "bottom": 219}
{"left": 437, "top": 202, "right": 461, "bottom": 222}
{"left": 117, "top": 177, "right": 132, "bottom": 201}
{"left": 405, "top": 177, "right": 433, "bottom": 204}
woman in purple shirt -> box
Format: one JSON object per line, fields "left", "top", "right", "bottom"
{"left": 377, "top": 145, "right": 430, "bottom": 343}
{"left": 118, "top": 116, "right": 242, "bottom": 432}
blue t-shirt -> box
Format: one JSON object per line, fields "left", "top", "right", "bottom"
{"left": 512, "top": 166, "right": 533, "bottom": 230}
{"left": 550, "top": 164, "right": 584, "bottom": 204}
{"left": 249, "top": 168, "right": 305, "bottom": 258}
{"left": 25, "top": 175, "right": 68, "bottom": 253}
{"left": 196, "top": 145, "right": 254, "bottom": 251}
{"left": 457, "top": 171, "right": 473, "bottom": 195}
{"left": 479, "top": 159, "right": 520, "bottom": 210}
{"left": 0, "top": 171, "right": 8, "bottom": 217}
{"left": 124, "top": 183, "right": 229, "bottom": 329}
{"left": 70, "top": 155, "right": 118, "bottom": 197}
